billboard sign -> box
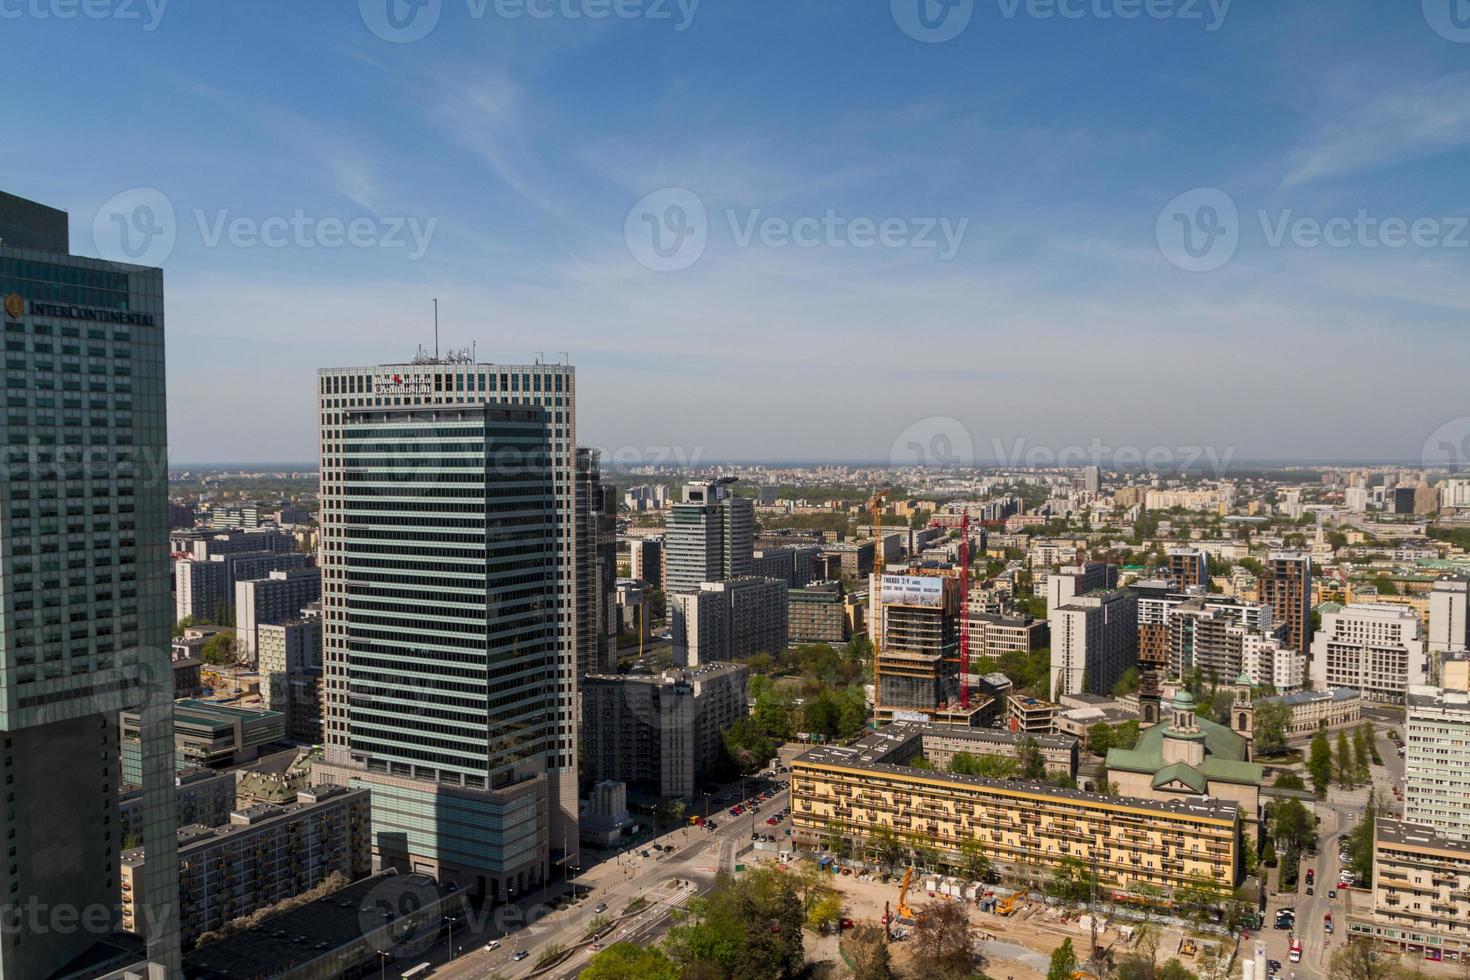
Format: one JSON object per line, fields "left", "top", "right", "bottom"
{"left": 880, "top": 574, "right": 944, "bottom": 607}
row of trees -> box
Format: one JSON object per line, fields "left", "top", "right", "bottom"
{"left": 579, "top": 862, "right": 989, "bottom": 980}
{"left": 1307, "top": 723, "right": 1377, "bottom": 797}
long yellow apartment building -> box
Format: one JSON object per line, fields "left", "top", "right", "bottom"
{"left": 791, "top": 724, "right": 1240, "bottom": 895}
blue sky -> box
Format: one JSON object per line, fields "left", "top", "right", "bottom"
{"left": 6, "top": 0, "right": 1469, "bottom": 465}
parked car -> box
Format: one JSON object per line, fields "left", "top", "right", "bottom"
{"left": 594, "top": 903, "right": 608, "bottom": 914}
{"left": 485, "top": 940, "right": 501, "bottom": 951}
{"left": 513, "top": 950, "right": 530, "bottom": 961}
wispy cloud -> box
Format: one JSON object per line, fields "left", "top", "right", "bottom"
{"left": 1284, "top": 72, "right": 1470, "bottom": 185}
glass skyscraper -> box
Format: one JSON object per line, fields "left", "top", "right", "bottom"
{"left": 0, "top": 191, "right": 180, "bottom": 977}
{"left": 316, "top": 361, "right": 573, "bottom": 898}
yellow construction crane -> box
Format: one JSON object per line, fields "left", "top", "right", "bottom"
{"left": 868, "top": 488, "right": 889, "bottom": 719}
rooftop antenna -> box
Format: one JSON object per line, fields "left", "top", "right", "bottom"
{"left": 433, "top": 298, "right": 439, "bottom": 359}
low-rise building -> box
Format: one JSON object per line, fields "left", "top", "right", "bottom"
{"left": 791, "top": 724, "right": 1239, "bottom": 895}
{"left": 1255, "top": 687, "right": 1361, "bottom": 737}
{"left": 1309, "top": 602, "right": 1429, "bottom": 703}
{"left": 121, "top": 785, "right": 371, "bottom": 947}
{"left": 1006, "top": 694, "right": 1059, "bottom": 734}
{"left": 916, "top": 723, "right": 1078, "bottom": 778}
{"left": 121, "top": 700, "right": 286, "bottom": 781}
{"left": 1349, "top": 819, "right": 1470, "bottom": 959}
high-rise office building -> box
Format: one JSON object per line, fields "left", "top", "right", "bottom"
{"left": 1259, "top": 551, "right": 1312, "bottom": 655}
{"left": 1049, "top": 588, "right": 1138, "bottom": 699}
{"left": 663, "top": 479, "right": 753, "bottom": 592}
{"left": 317, "top": 364, "right": 571, "bottom": 896}
{"left": 0, "top": 191, "right": 180, "bottom": 976}
{"left": 1081, "top": 465, "right": 1101, "bottom": 493}
{"left": 627, "top": 537, "right": 664, "bottom": 589}
{"left": 575, "top": 448, "right": 617, "bottom": 677}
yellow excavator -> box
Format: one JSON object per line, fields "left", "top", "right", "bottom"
{"left": 896, "top": 867, "right": 916, "bottom": 921}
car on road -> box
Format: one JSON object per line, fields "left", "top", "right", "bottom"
{"left": 1328, "top": 889, "right": 1336, "bottom": 899}
{"left": 1305, "top": 886, "right": 1313, "bottom": 895}
{"left": 767, "top": 817, "right": 779, "bottom": 825}
{"left": 594, "top": 903, "right": 608, "bottom": 914}
{"left": 1268, "top": 960, "right": 1282, "bottom": 973}
{"left": 484, "top": 940, "right": 501, "bottom": 951}
{"left": 513, "top": 950, "right": 530, "bottom": 961}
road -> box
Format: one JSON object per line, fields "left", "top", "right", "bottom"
{"left": 1256, "top": 719, "right": 1403, "bottom": 979}
{"left": 415, "top": 778, "right": 791, "bottom": 980}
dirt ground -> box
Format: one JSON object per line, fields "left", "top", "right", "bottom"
{"left": 820, "top": 869, "right": 1191, "bottom": 978}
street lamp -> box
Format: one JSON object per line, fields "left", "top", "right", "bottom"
{"left": 443, "top": 916, "right": 456, "bottom": 960}
{"left": 375, "top": 950, "right": 390, "bottom": 980}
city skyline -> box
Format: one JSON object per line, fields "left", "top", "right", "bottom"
{"left": 6, "top": 1, "right": 1467, "bottom": 464}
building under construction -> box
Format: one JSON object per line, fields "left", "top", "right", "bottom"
{"left": 870, "top": 571, "right": 991, "bottom": 725}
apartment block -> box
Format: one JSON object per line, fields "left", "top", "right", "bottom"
{"left": 1404, "top": 685, "right": 1470, "bottom": 841}
{"left": 118, "top": 768, "right": 238, "bottom": 850}
{"left": 791, "top": 724, "right": 1239, "bottom": 895}
{"left": 788, "top": 582, "right": 851, "bottom": 645}
{"left": 1050, "top": 588, "right": 1138, "bottom": 699}
{"left": 1166, "top": 548, "right": 1210, "bottom": 590}
{"left": 664, "top": 479, "right": 754, "bottom": 592}
{"left": 235, "top": 567, "right": 322, "bottom": 661}
{"left": 120, "top": 785, "right": 371, "bottom": 947}
{"left": 669, "top": 577, "right": 788, "bottom": 666}
{"left": 580, "top": 664, "right": 748, "bottom": 800}
{"left": 1429, "top": 578, "right": 1470, "bottom": 657}
{"left": 968, "top": 612, "right": 1048, "bottom": 660}
{"left": 1349, "top": 820, "right": 1470, "bottom": 959}
{"left": 258, "top": 619, "right": 323, "bottom": 743}
{"left": 627, "top": 537, "right": 664, "bottom": 589}
{"left": 1310, "top": 603, "right": 1429, "bottom": 703}
{"left": 1259, "top": 551, "right": 1312, "bottom": 655}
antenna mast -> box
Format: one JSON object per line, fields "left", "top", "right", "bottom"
{"left": 433, "top": 298, "right": 439, "bottom": 359}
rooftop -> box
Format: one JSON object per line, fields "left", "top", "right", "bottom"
{"left": 1377, "top": 818, "right": 1470, "bottom": 857}
{"left": 795, "top": 725, "right": 1237, "bottom": 823}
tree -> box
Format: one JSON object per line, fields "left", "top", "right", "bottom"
{"left": 1020, "top": 736, "right": 1047, "bottom": 780}
{"left": 869, "top": 824, "right": 903, "bottom": 873}
{"left": 957, "top": 835, "right": 991, "bottom": 883}
{"left": 911, "top": 900, "right": 980, "bottom": 978}
{"left": 664, "top": 868, "right": 804, "bottom": 979}
{"left": 1343, "top": 790, "right": 1377, "bottom": 882}
{"left": 1272, "top": 798, "right": 1316, "bottom": 853}
{"left": 1112, "top": 666, "right": 1141, "bottom": 696}
{"left": 1359, "top": 721, "right": 1382, "bottom": 765}
{"left": 1157, "top": 959, "right": 1198, "bottom": 980}
{"left": 804, "top": 892, "right": 843, "bottom": 933}
{"left": 1327, "top": 936, "right": 1400, "bottom": 980}
{"left": 578, "top": 943, "right": 680, "bottom": 980}
{"left": 1048, "top": 938, "right": 1080, "bottom": 980}
{"left": 1274, "top": 771, "right": 1306, "bottom": 791}
{"left": 1046, "top": 856, "right": 1094, "bottom": 905}
{"left": 200, "top": 630, "right": 238, "bottom": 666}
{"left": 1336, "top": 729, "right": 1355, "bottom": 788}
{"left": 1308, "top": 731, "right": 1333, "bottom": 797}
{"left": 842, "top": 924, "right": 893, "bottom": 980}
{"left": 1087, "top": 723, "right": 1116, "bottom": 756}
{"left": 1253, "top": 699, "right": 1291, "bottom": 756}
{"left": 1352, "top": 727, "right": 1371, "bottom": 782}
